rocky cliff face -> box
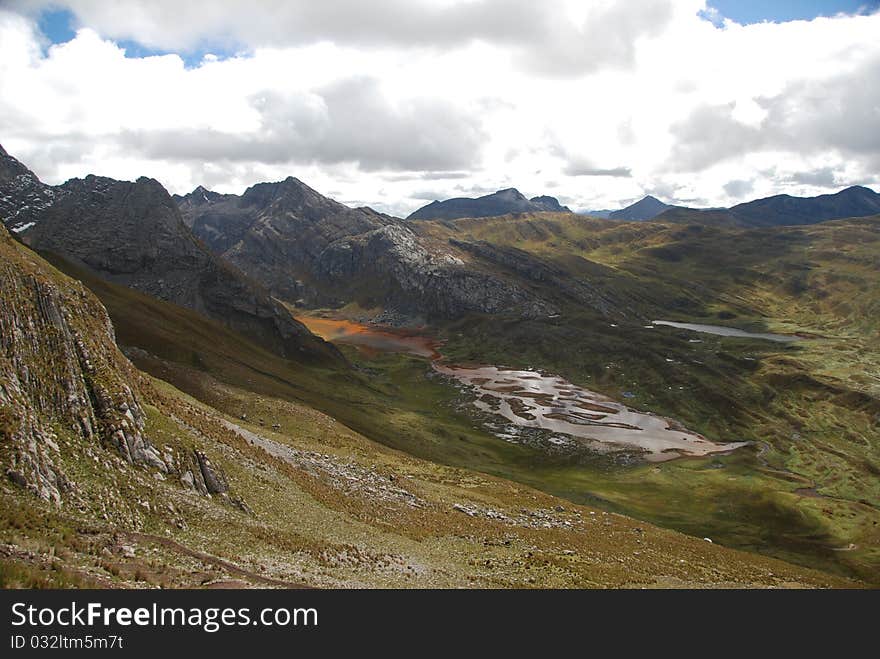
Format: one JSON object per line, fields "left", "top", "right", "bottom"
{"left": 1, "top": 224, "right": 244, "bottom": 511}
{"left": 318, "top": 224, "right": 557, "bottom": 318}
{"left": 196, "top": 177, "right": 388, "bottom": 302}
{"left": 448, "top": 239, "right": 617, "bottom": 316}
{"left": 0, "top": 224, "right": 165, "bottom": 503}
{"left": 0, "top": 148, "right": 339, "bottom": 364}
{"left": 179, "top": 178, "right": 558, "bottom": 320}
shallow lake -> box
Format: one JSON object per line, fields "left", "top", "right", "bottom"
{"left": 296, "top": 316, "right": 441, "bottom": 359}
{"left": 434, "top": 364, "right": 747, "bottom": 462}
{"left": 652, "top": 320, "right": 799, "bottom": 343}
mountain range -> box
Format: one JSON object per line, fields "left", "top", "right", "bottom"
{"left": 407, "top": 185, "right": 880, "bottom": 227}
{"left": 697, "top": 185, "right": 880, "bottom": 227}
{"left": 614, "top": 186, "right": 880, "bottom": 226}
{"left": 5, "top": 141, "right": 877, "bottom": 332}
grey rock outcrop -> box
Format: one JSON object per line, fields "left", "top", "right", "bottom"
{"left": 194, "top": 450, "right": 229, "bottom": 494}
{"left": 318, "top": 224, "right": 557, "bottom": 318}
{"left": 0, "top": 224, "right": 166, "bottom": 503}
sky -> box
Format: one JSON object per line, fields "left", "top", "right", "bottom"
{"left": 1, "top": 1, "right": 879, "bottom": 216}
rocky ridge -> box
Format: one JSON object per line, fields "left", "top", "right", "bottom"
{"left": 179, "top": 178, "right": 560, "bottom": 320}
{"left": 0, "top": 148, "right": 339, "bottom": 364}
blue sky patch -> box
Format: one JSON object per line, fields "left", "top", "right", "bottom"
{"left": 34, "top": 7, "right": 236, "bottom": 68}
{"left": 709, "top": 0, "right": 879, "bottom": 24}
{"left": 37, "top": 8, "right": 76, "bottom": 45}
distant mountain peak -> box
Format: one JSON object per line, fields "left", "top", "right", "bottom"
{"left": 493, "top": 187, "right": 527, "bottom": 200}
{"left": 609, "top": 195, "right": 671, "bottom": 221}
{"left": 840, "top": 184, "right": 875, "bottom": 196}
{"left": 408, "top": 187, "right": 572, "bottom": 220}
{"left": 181, "top": 184, "right": 223, "bottom": 205}
{"left": 529, "top": 195, "right": 572, "bottom": 213}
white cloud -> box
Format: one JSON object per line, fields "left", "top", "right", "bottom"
{"left": 1, "top": 1, "right": 879, "bottom": 216}
{"left": 11, "top": 0, "right": 679, "bottom": 76}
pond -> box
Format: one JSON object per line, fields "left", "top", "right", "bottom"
{"left": 434, "top": 364, "right": 747, "bottom": 462}
{"left": 652, "top": 320, "right": 799, "bottom": 343}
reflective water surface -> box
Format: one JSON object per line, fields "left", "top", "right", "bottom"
{"left": 434, "top": 364, "right": 747, "bottom": 462}
{"left": 653, "top": 320, "right": 799, "bottom": 343}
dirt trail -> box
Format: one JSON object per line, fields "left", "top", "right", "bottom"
{"left": 123, "top": 532, "right": 313, "bottom": 589}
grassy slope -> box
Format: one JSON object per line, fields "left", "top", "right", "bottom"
{"left": 1, "top": 366, "right": 855, "bottom": 589}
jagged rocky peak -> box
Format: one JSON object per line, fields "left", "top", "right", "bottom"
{"left": 174, "top": 185, "right": 235, "bottom": 224}
{"left": 182, "top": 184, "right": 222, "bottom": 205}
{"left": 177, "top": 174, "right": 392, "bottom": 302}
{"left": 25, "top": 174, "right": 198, "bottom": 277}
{"left": 0, "top": 223, "right": 166, "bottom": 503}
{"left": 0, "top": 144, "right": 59, "bottom": 234}
{"left": 176, "top": 174, "right": 574, "bottom": 320}
{"left": 240, "top": 175, "right": 351, "bottom": 218}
